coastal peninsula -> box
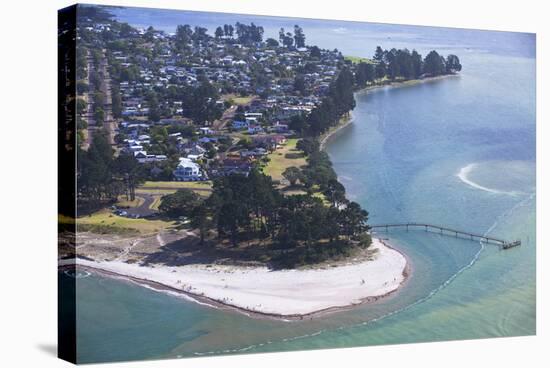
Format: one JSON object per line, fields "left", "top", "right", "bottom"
{"left": 60, "top": 5, "right": 462, "bottom": 319}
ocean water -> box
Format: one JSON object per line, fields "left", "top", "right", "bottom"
{"left": 66, "top": 7, "right": 536, "bottom": 364}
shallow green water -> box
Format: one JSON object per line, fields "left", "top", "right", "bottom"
{"left": 65, "top": 8, "right": 536, "bottom": 364}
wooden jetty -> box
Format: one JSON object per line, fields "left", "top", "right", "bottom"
{"left": 370, "top": 223, "right": 521, "bottom": 250}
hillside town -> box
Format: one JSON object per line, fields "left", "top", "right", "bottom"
{"left": 76, "top": 13, "right": 346, "bottom": 183}
{"left": 70, "top": 6, "right": 460, "bottom": 265}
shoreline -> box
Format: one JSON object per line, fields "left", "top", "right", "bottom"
{"left": 319, "top": 115, "right": 354, "bottom": 151}
{"left": 358, "top": 73, "right": 460, "bottom": 94}
{"left": 60, "top": 237, "right": 409, "bottom": 321}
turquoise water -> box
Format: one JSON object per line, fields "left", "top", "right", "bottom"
{"left": 66, "top": 7, "right": 536, "bottom": 364}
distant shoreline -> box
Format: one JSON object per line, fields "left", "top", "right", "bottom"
{"left": 358, "top": 73, "right": 460, "bottom": 94}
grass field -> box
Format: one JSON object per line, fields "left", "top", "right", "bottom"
{"left": 344, "top": 55, "right": 375, "bottom": 64}
{"left": 140, "top": 181, "right": 213, "bottom": 189}
{"left": 281, "top": 187, "right": 329, "bottom": 205}
{"left": 135, "top": 188, "right": 177, "bottom": 195}
{"left": 72, "top": 210, "right": 175, "bottom": 235}
{"left": 136, "top": 188, "right": 211, "bottom": 198}
{"left": 263, "top": 138, "right": 307, "bottom": 182}
{"left": 223, "top": 94, "right": 255, "bottom": 106}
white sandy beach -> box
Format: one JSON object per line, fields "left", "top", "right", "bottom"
{"left": 68, "top": 238, "right": 407, "bottom": 317}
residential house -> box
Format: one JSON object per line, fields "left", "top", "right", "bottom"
{"left": 232, "top": 120, "right": 249, "bottom": 130}
{"left": 199, "top": 127, "right": 214, "bottom": 135}
{"left": 212, "top": 158, "right": 252, "bottom": 177}
{"left": 134, "top": 151, "right": 167, "bottom": 164}
{"left": 247, "top": 125, "right": 264, "bottom": 134}
{"left": 252, "top": 135, "right": 287, "bottom": 150}
{"left": 173, "top": 157, "right": 203, "bottom": 181}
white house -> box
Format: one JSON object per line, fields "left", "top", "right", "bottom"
{"left": 245, "top": 112, "right": 263, "bottom": 119}
{"left": 134, "top": 151, "right": 167, "bottom": 164}
{"left": 134, "top": 151, "right": 148, "bottom": 163}
{"left": 138, "top": 134, "right": 151, "bottom": 141}
{"left": 173, "top": 157, "right": 203, "bottom": 181}
{"left": 199, "top": 127, "right": 214, "bottom": 135}
{"left": 128, "top": 144, "right": 144, "bottom": 152}
{"left": 185, "top": 143, "right": 206, "bottom": 158}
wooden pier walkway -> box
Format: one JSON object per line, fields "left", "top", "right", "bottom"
{"left": 370, "top": 223, "right": 521, "bottom": 250}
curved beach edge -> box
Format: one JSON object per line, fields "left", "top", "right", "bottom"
{"left": 59, "top": 238, "right": 409, "bottom": 321}
{"left": 319, "top": 115, "right": 354, "bottom": 151}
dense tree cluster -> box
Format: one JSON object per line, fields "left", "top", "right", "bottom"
{"left": 111, "top": 86, "right": 122, "bottom": 119}
{"left": 159, "top": 189, "right": 200, "bottom": 218}
{"left": 277, "top": 25, "right": 306, "bottom": 49}
{"left": 167, "top": 77, "right": 223, "bottom": 124}
{"left": 293, "top": 67, "right": 356, "bottom": 136}
{"left": 222, "top": 24, "right": 235, "bottom": 38}
{"left": 175, "top": 24, "right": 193, "bottom": 52}
{"left": 188, "top": 22, "right": 263, "bottom": 45}
{"left": 235, "top": 22, "right": 264, "bottom": 44}
{"left": 110, "top": 62, "right": 141, "bottom": 83}
{"left": 77, "top": 133, "right": 145, "bottom": 208}
{"left": 353, "top": 47, "right": 462, "bottom": 89}
{"left": 113, "top": 75, "right": 222, "bottom": 125}
{"left": 279, "top": 28, "right": 294, "bottom": 48}
{"left": 164, "top": 169, "right": 370, "bottom": 267}
{"left": 293, "top": 25, "right": 306, "bottom": 48}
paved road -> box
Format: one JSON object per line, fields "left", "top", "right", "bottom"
{"left": 121, "top": 194, "right": 157, "bottom": 217}
{"left": 213, "top": 105, "right": 238, "bottom": 130}
{"left": 142, "top": 186, "right": 213, "bottom": 193}
{"left": 82, "top": 52, "right": 95, "bottom": 150}
{"left": 97, "top": 49, "right": 116, "bottom": 145}
{"left": 83, "top": 49, "right": 116, "bottom": 149}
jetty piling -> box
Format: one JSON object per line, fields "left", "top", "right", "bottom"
{"left": 371, "top": 223, "right": 521, "bottom": 250}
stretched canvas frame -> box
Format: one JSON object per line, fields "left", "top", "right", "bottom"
{"left": 58, "top": 3, "right": 536, "bottom": 364}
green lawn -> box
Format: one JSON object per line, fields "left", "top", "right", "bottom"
{"left": 344, "top": 55, "right": 375, "bottom": 64}
{"left": 223, "top": 94, "right": 255, "bottom": 106}
{"left": 281, "top": 188, "right": 329, "bottom": 205}
{"left": 135, "top": 188, "right": 177, "bottom": 195}
{"left": 136, "top": 187, "right": 211, "bottom": 203}
{"left": 263, "top": 138, "right": 307, "bottom": 182}
{"left": 73, "top": 210, "right": 175, "bottom": 234}
{"left": 140, "top": 181, "right": 213, "bottom": 190}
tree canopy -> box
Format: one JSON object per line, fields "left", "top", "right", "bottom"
{"left": 159, "top": 189, "right": 201, "bottom": 218}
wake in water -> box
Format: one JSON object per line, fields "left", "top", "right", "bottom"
{"left": 457, "top": 163, "right": 525, "bottom": 196}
